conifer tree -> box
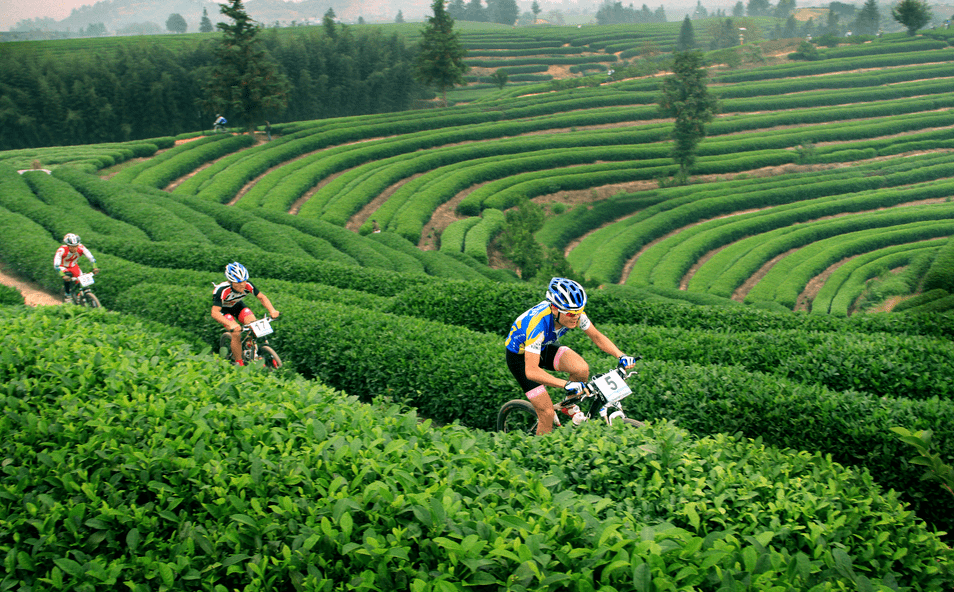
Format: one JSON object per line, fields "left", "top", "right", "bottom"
{"left": 676, "top": 15, "right": 696, "bottom": 50}
{"left": 203, "top": 0, "right": 290, "bottom": 132}
{"left": 415, "top": 0, "right": 468, "bottom": 107}
{"left": 200, "top": 8, "right": 214, "bottom": 33}
{"left": 657, "top": 50, "right": 719, "bottom": 184}
{"left": 854, "top": 0, "right": 881, "bottom": 35}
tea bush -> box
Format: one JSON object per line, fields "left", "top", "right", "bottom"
{"left": 0, "top": 306, "right": 950, "bottom": 591}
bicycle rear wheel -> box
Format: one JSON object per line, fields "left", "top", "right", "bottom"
{"left": 497, "top": 399, "right": 539, "bottom": 435}
{"left": 260, "top": 345, "right": 282, "bottom": 370}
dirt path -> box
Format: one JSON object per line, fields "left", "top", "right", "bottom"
{"left": 0, "top": 264, "right": 62, "bottom": 307}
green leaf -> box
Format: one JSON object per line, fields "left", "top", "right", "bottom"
{"left": 231, "top": 514, "right": 257, "bottom": 527}
{"left": 497, "top": 515, "right": 532, "bottom": 531}
{"left": 221, "top": 554, "right": 250, "bottom": 567}
{"left": 159, "top": 563, "right": 175, "bottom": 588}
{"left": 53, "top": 558, "right": 84, "bottom": 577}
{"left": 126, "top": 528, "right": 141, "bottom": 553}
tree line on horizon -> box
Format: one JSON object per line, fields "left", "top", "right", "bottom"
{"left": 0, "top": 25, "right": 431, "bottom": 150}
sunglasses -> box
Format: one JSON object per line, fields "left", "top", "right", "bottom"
{"left": 558, "top": 308, "right": 584, "bottom": 317}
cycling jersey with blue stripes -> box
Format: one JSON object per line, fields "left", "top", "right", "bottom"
{"left": 505, "top": 300, "right": 591, "bottom": 355}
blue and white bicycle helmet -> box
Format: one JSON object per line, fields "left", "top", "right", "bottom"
{"left": 63, "top": 233, "right": 81, "bottom": 246}
{"left": 225, "top": 262, "right": 249, "bottom": 283}
{"left": 546, "top": 277, "right": 587, "bottom": 312}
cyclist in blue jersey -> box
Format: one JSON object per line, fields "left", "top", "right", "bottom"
{"left": 505, "top": 277, "right": 638, "bottom": 435}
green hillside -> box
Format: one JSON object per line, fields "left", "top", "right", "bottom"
{"left": 1, "top": 26, "right": 954, "bottom": 590}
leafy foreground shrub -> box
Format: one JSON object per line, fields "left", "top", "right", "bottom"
{"left": 1, "top": 306, "right": 951, "bottom": 591}
{"left": 117, "top": 282, "right": 954, "bottom": 540}
{"left": 0, "top": 283, "right": 23, "bottom": 305}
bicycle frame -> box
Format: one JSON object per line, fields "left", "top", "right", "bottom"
{"left": 220, "top": 317, "right": 282, "bottom": 369}
{"left": 240, "top": 318, "right": 273, "bottom": 362}
{"left": 497, "top": 362, "right": 642, "bottom": 435}
{"left": 70, "top": 272, "right": 101, "bottom": 308}
{"left": 560, "top": 367, "right": 637, "bottom": 426}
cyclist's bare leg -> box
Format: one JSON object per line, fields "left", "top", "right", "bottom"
{"left": 215, "top": 313, "right": 245, "bottom": 362}
{"left": 553, "top": 346, "right": 589, "bottom": 382}
{"left": 233, "top": 309, "right": 258, "bottom": 362}
{"left": 527, "top": 385, "right": 556, "bottom": 435}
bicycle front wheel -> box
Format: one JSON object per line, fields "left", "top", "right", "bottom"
{"left": 83, "top": 292, "right": 102, "bottom": 309}
{"left": 218, "top": 333, "right": 234, "bottom": 362}
{"left": 497, "top": 399, "right": 539, "bottom": 435}
{"left": 260, "top": 345, "right": 282, "bottom": 370}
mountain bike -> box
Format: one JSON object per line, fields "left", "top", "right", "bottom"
{"left": 69, "top": 272, "right": 102, "bottom": 309}
{"left": 218, "top": 317, "right": 282, "bottom": 370}
{"left": 497, "top": 361, "right": 643, "bottom": 435}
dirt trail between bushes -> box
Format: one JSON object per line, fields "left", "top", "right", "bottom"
{"left": 0, "top": 264, "right": 62, "bottom": 306}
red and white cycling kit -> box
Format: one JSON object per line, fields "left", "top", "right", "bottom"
{"left": 212, "top": 281, "right": 260, "bottom": 324}
{"left": 53, "top": 245, "right": 96, "bottom": 277}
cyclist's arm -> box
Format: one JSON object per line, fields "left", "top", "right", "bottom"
{"left": 583, "top": 323, "right": 625, "bottom": 359}
{"left": 523, "top": 351, "right": 567, "bottom": 389}
{"left": 211, "top": 305, "right": 240, "bottom": 332}
{"left": 53, "top": 249, "right": 65, "bottom": 272}
{"left": 81, "top": 248, "right": 96, "bottom": 266}
{"left": 256, "top": 292, "right": 279, "bottom": 318}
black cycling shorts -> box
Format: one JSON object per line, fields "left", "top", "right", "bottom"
{"left": 506, "top": 343, "right": 563, "bottom": 393}
{"left": 220, "top": 303, "right": 253, "bottom": 324}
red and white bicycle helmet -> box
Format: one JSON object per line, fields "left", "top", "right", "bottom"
{"left": 63, "top": 233, "right": 81, "bottom": 246}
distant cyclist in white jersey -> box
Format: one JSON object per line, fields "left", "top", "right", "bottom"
{"left": 211, "top": 262, "right": 280, "bottom": 366}
{"left": 53, "top": 233, "right": 99, "bottom": 303}
{"left": 505, "top": 277, "right": 637, "bottom": 435}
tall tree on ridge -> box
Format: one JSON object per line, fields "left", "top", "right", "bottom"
{"left": 658, "top": 50, "right": 719, "bottom": 184}
{"left": 892, "top": 0, "right": 932, "bottom": 35}
{"left": 200, "top": 8, "right": 214, "bottom": 33}
{"left": 415, "top": 0, "right": 468, "bottom": 107}
{"left": 202, "top": 0, "right": 290, "bottom": 133}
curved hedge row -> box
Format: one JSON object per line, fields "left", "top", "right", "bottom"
{"left": 438, "top": 216, "right": 480, "bottom": 254}
{"left": 462, "top": 208, "right": 505, "bottom": 264}
{"left": 4, "top": 306, "right": 950, "bottom": 591}
{"left": 923, "top": 235, "right": 954, "bottom": 293}
{"left": 811, "top": 242, "right": 943, "bottom": 316}
{"left": 761, "top": 222, "right": 954, "bottom": 308}
{"left": 109, "top": 134, "right": 255, "bottom": 188}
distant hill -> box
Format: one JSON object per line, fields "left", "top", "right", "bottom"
{"left": 10, "top": 0, "right": 430, "bottom": 34}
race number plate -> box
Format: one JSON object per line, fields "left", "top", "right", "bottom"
{"left": 248, "top": 318, "right": 273, "bottom": 338}
{"left": 592, "top": 370, "right": 632, "bottom": 405}
{"left": 77, "top": 273, "right": 95, "bottom": 287}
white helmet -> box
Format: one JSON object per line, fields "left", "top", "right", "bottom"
{"left": 225, "top": 262, "right": 249, "bottom": 283}
{"left": 63, "top": 233, "right": 81, "bottom": 246}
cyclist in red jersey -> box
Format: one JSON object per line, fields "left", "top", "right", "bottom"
{"left": 53, "top": 233, "right": 99, "bottom": 303}
{"left": 211, "top": 262, "right": 280, "bottom": 366}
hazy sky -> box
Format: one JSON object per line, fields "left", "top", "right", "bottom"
{"left": 0, "top": 0, "right": 93, "bottom": 30}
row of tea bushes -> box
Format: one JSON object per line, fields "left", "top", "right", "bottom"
{"left": 757, "top": 222, "right": 954, "bottom": 309}
{"left": 388, "top": 280, "right": 954, "bottom": 339}
{"left": 813, "top": 242, "right": 941, "bottom": 316}
{"left": 0, "top": 137, "right": 168, "bottom": 172}
{"left": 107, "top": 134, "right": 246, "bottom": 186}
{"left": 58, "top": 287, "right": 954, "bottom": 561}
{"left": 0, "top": 284, "right": 22, "bottom": 305}
{"left": 3, "top": 306, "right": 949, "bottom": 590}
{"left": 23, "top": 166, "right": 509, "bottom": 283}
